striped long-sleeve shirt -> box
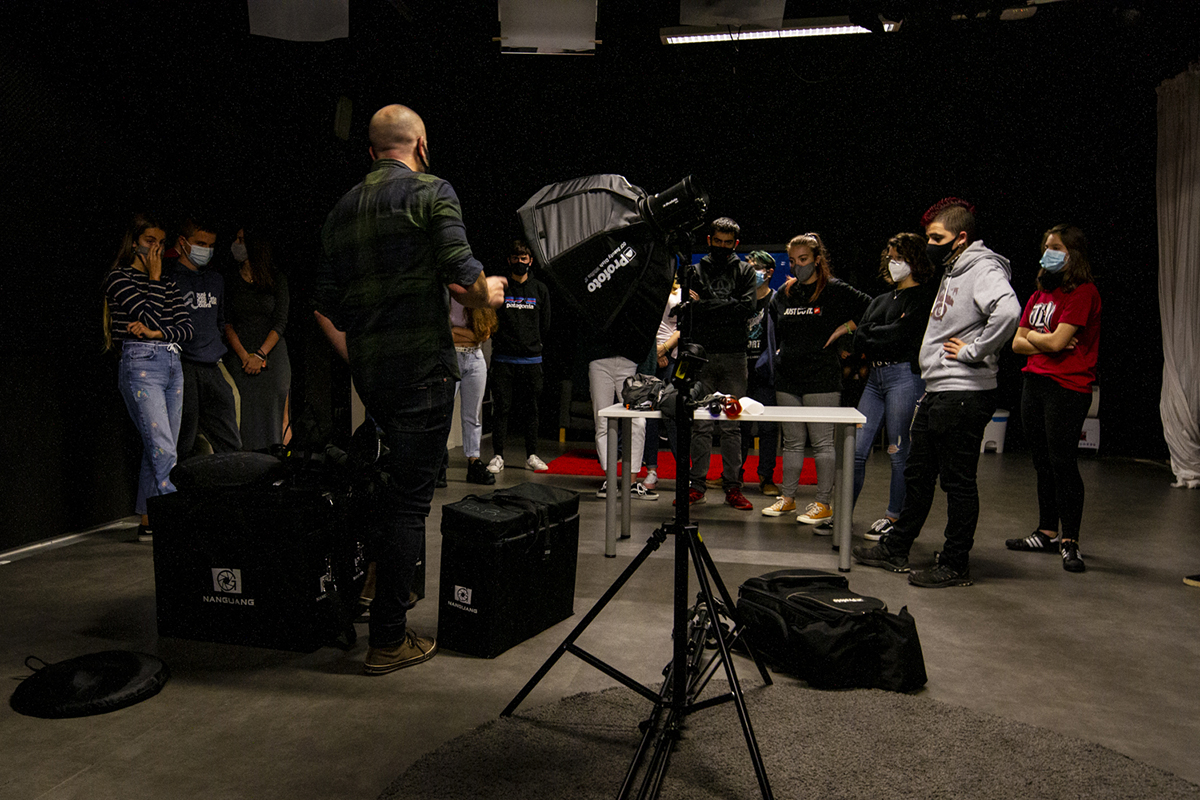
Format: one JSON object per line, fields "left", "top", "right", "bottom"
{"left": 104, "top": 265, "right": 194, "bottom": 345}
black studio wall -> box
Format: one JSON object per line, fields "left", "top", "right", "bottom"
{"left": 1, "top": 1, "right": 1194, "bottom": 550}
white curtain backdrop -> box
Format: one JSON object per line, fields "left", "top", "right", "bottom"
{"left": 1156, "top": 67, "right": 1200, "bottom": 488}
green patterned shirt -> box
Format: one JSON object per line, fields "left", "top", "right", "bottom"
{"left": 317, "top": 160, "right": 483, "bottom": 390}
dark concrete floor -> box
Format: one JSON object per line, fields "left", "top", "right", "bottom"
{"left": 1, "top": 445, "right": 1198, "bottom": 800}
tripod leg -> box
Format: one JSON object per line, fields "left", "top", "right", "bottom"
{"left": 501, "top": 527, "right": 667, "bottom": 717}
{"left": 686, "top": 533, "right": 775, "bottom": 800}
{"left": 694, "top": 536, "right": 774, "bottom": 686}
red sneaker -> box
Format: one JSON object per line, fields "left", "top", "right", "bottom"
{"left": 674, "top": 487, "right": 707, "bottom": 506}
{"left": 725, "top": 487, "right": 753, "bottom": 511}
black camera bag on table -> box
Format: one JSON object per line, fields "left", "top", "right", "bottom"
{"left": 736, "top": 569, "right": 927, "bottom": 692}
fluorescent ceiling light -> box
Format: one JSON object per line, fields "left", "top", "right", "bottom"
{"left": 661, "top": 16, "right": 899, "bottom": 45}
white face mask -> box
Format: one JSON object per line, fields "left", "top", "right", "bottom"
{"left": 231, "top": 241, "right": 248, "bottom": 262}
{"left": 888, "top": 258, "right": 912, "bottom": 283}
{"left": 187, "top": 242, "right": 214, "bottom": 267}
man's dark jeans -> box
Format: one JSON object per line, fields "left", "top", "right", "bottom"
{"left": 887, "top": 389, "right": 998, "bottom": 571}
{"left": 357, "top": 374, "right": 455, "bottom": 648}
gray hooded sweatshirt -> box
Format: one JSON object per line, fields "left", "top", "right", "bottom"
{"left": 919, "top": 240, "right": 1021, "bottom": 392}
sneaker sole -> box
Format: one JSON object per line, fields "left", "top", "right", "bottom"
{"left": 852, "top": 553, "right": 909, "bottom": 573}
{"left": 364, "top": 642, "right": 438, "bottom": 675}
{"left": 1006, "top": 543, "right": 1059, "bottom": 553}
{"left": 797, "top": 516, "right": 833, "bottom": 525}
{"left": 863, "top": 532, "right": 883, "bottom": 541}
{"left": 908, "top": 575, "right": 973, "bottom": 588}
{"left": 726, "top": 502, "right": 754, "bottom": 511}
{"left": 761, "top": 506, "right": 795, "bottom": 517}
{"left": 633, "top": 493, "right": 659, "bottom": 501}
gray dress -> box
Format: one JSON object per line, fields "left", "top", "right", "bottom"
{"left": 223, "top": 271, "right": 291, "bottom": 451}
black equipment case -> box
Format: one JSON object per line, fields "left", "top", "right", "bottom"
{"left": 736, "top": 569, "right": 927, "bottom": 692}
{"left": 438, "top": 483, "right": 580, "bottom": 658}
{"left": 149, "top": 454, "right": 370, "bottom": 653}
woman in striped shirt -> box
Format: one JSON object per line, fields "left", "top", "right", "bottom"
{"left": 103, "top": 213, "right": 194, "bottom": 541}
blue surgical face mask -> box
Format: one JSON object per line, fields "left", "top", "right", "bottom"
{"left": 754, "top": 269, "right": 767, "bottom": 287}
{"left": 187, "top": 242, "right": 214, "bottom": 267}
{"left": 1040, "top": 249, "right": 1067, "bottom": 273}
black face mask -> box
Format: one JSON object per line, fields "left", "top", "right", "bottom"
{"left": 1038, "top": 271, "right": 1063, "bottom": 292}
{"left": 511, "top": 262, "right": 530, "bottom": 276}
{"left": 926, "top": 239, "right": 956, "bottom": 267}
{"left": 709, "top": 246, "right": 733, "bottom": 264}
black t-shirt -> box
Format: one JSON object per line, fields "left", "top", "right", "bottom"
{"left": 770, "top": 278, "right": 871, "bottom": 396}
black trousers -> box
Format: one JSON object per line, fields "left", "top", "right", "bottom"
{"left": 179, "top": 360, "right": 242, "bottom": 459}
{"left": 490, "top": 361, "right": 542, "bottom": 460}
{"left": 1021, "top": 373, "right": 1092, "bottom": 541}
{"left": 888, "top": 389, "right": 998, "bottom": 571}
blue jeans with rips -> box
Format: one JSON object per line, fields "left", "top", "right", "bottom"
{"left": 117, "top": 342, "right": 184, "bottom": 515}
{"left": 853, "top": 363, "right": 925, "bottom": 518}
{"left": 357, "top": 373, "right": 455, "bottom": 648}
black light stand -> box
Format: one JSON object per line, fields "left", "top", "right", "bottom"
{"left": 501, "top": 236, "right": 776, "bottom": 800}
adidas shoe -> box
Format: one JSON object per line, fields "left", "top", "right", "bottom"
{"left": 1006, "top": 530, "right": 1060, "bottom": 553}
{"left": 1060, "top": 540, "right": 1085, "bottom": 573}
{"left": 526, "top": 454, "right": 550, "bottom": 472}
{"left": 486, "top": 455, "right": 505, "bottom": 474}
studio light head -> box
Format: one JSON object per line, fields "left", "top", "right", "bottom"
{"left": 638, "top": 175, "right": 709, "bottom": 239}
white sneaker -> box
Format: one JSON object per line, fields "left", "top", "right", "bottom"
{"left": 486, "top": 455, "right": 504, "bottom": 474}
{"left": 632, "top": 482, "right": 659, "bottom": 501}
{"left": 642, "top": 469, "right": 659, "bottom": 491}
{"left": 526, "top": 454, "right": 549, "bottom": 472}
{"left": 596, "top": 481, "right": 607, "bottom": 498}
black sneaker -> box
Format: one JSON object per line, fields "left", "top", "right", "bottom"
{"left": 465, "top": 459, "right": 496, "bottom": 485}
{"left": 1060, "top": 540, "right": 1085, "bottom": 573}
{"left": 1005, "top": 530, "right": 1060, "bottom": 552}
{"left": 851, "top": 540, "right": 909, "bottom": 572}
{"left": 909, "top": 553, "right": 972, "bottom": 588}
{"left": 137, "top": 524, "right": 153, "bottom": 543}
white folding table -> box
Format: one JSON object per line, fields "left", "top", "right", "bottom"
{"left": 596, "top": 403, "right": 866, "bottom": 571}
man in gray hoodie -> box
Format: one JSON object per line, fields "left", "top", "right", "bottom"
{"left": 853, "top": 199, "right": 1020, "bottom": 587}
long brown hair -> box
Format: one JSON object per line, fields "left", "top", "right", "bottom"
{"left": 469, "top": 306, "right": 499, "bottom": 341}
{"left": 103, "top": 212, "right": 164, "bottom": 352}
{"left": 239, "top": 228, "right": 277, "bottom": 289}
{"left": 785, "top": 232, "right": 832, "bottom": 301}
{"left": 1039, "top": 224, "right": 1094, "bottom": 292}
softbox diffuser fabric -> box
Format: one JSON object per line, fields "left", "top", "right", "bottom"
{"left": 517, "top": 175, "right": 673, "bottom": 364}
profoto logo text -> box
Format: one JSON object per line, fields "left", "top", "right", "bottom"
{"left": 587, "top": 243, "right": 636, "bottom": 293}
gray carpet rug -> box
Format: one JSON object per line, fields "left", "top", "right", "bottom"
{"left": 381, "top": 683, "right": 1199, "bottom": 800}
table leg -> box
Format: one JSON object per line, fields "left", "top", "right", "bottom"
{"left": 621, "top": 418, "right": 632, "bottom": 541}
{"left": 836, "top": 421, "right": 855, "bottom": 572}
{"left": 605, "top": 417, "right": 618, "bottom": 557}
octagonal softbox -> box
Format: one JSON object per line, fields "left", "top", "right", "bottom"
{"left": 517, "top": 174, "right": 674, "bottom": 364}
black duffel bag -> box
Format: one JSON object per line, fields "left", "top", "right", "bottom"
{"left": 736, "top": 569, "right": 927, "bottom": 692}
